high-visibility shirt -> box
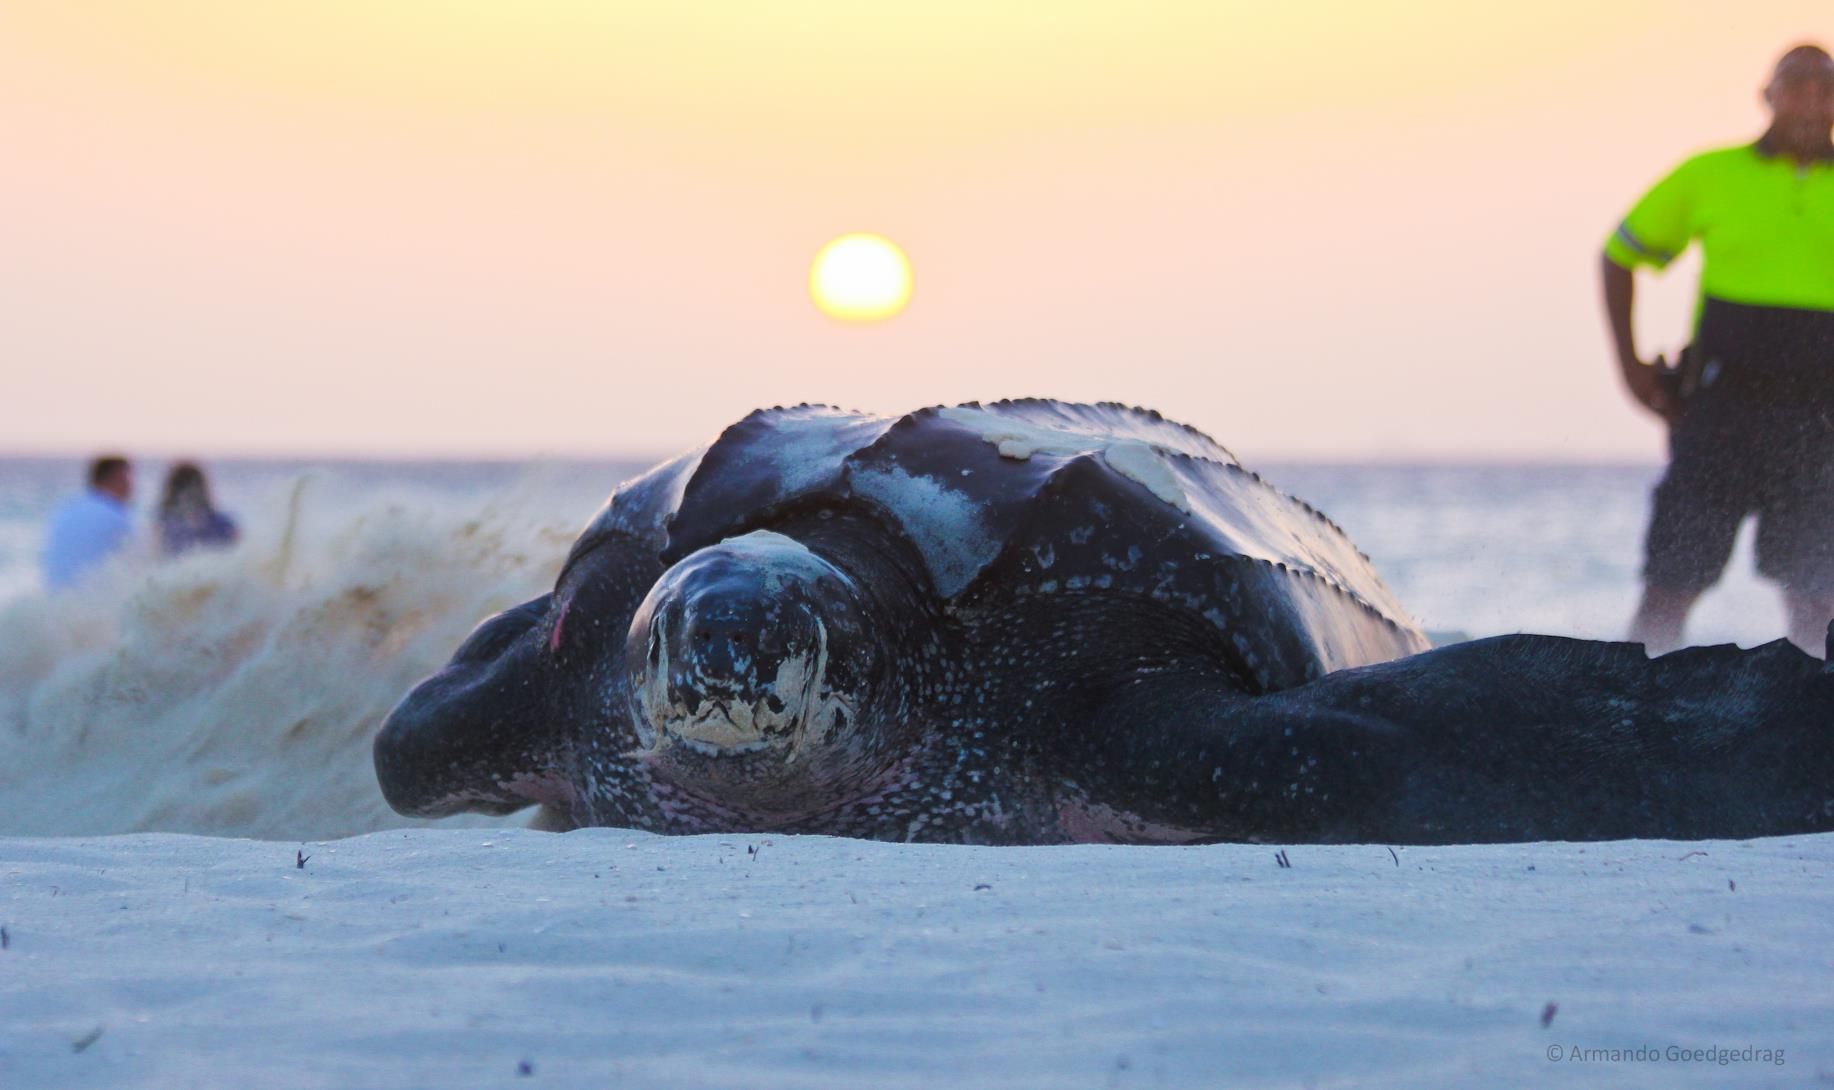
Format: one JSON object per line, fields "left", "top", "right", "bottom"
{"left": 1604, "top": 143, "right": 1834, "bottom": 315}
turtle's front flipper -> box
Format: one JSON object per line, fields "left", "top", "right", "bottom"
{"left": 374, "top": 594, "right": 574, "bottom": 819}
{"left": 1082, "top": 633, "right": 1834, "bottom": 844}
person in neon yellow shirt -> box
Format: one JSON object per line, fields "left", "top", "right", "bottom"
{"left": 1602, "top": 43, "right": 1834, "bottom": 655}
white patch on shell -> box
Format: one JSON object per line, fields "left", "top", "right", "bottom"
{"left": 756, "top": 412, "right": 893, "bottom": 496}
{"left": 937, "top": 406, "right": 1192, "bottom": 513}
{"left": 1100, "top": 440, "right": 1191, "bottom": 513}
{"left": 849, "top": 465, "right": 995, "bottom": 598}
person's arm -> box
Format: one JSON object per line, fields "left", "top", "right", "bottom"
{"left": 1600, "top": 253, "right": 1676, "bottom": 421}
{"left": 1601, "top": 156, "right": 1702, "bottom": 423}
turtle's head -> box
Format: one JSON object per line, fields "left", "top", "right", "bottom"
{"left": 625, "top": 530, "right": 880, "bottom": 808}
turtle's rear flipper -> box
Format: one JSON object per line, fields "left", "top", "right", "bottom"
{"left": 1084, "top": 633, "right": 1834, "bottom": 844}
{"left": 374, "top": 594, "right": 573, "bottom": 819}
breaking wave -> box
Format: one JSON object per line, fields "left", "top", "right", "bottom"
{"left": 0, "top": 471, "right": 598, "bottom": 840}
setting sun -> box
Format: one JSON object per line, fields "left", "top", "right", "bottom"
{"left": 809, "top": 234, "right": 913, "bottom": 322}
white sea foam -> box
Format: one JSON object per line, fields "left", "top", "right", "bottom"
{"left": 0, "top": 471, "right": 596, "bottom": 839}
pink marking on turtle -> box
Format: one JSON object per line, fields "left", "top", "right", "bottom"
{"left": 548, "top": 592, "right": 573, "bottom": 654}
{"left": 1056, "top": 799, "right": 1206, "bottom": 845}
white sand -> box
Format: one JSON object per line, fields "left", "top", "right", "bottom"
{"left": 3, "top": 829, "right": 1829, "bottom": 1088}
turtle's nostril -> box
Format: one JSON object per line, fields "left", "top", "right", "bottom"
{"left": 681, "top": 615, "right": 764, "bottom": 669}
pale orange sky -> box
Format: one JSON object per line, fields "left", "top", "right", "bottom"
{"left": 0, "top": 2, "right": 1826, "bottom": 460}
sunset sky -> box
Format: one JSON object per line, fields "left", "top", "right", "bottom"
{"left": 1, "top": 2, "right": 1826, "bottom": 460}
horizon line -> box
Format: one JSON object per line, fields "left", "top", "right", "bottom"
{"left": 0, "top": 446, "right": 1667, "bottom": 469}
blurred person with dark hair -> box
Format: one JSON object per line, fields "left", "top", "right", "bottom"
{"left": 1602, "top": 43, "right": 1834, "bottom": 654}
{"left": 155, "top": 462, "right": 239, "bottom": 557}
{"left": 40, "top": 455, "right": 136, "bottom": 590}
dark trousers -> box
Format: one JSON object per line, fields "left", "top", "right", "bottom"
{"left": 1643, "top": 298, "right": 1834, "bottom": 596}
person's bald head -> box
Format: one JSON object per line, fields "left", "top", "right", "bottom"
{"left": 1774, "top": 43, "right": 1832, "bottom": 72}
{"left": 1764, "top": 43, "right": 1834, "bottom": 150}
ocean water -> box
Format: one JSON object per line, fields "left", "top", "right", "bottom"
{"left": 0, "top": 455, "right": 1788, "bottom": 841}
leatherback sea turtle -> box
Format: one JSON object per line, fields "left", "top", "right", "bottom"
{"left": 375, "top": 400, "right": 1834, "bottom": 844}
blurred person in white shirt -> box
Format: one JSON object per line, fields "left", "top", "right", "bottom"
{"left": 40, "top": 455, "right": 136, "bottom": 591}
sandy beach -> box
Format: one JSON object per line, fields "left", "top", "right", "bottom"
{"left": 4, "top": 828, "right": 1829, "bottom": 1088}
